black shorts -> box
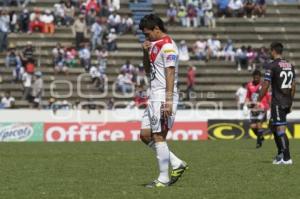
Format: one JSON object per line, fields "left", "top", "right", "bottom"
{"left": 270, "top": 104, "right": 291, "bottom": 126}
{"left": 250, "top": 110, "right": 267, "bottom": 124}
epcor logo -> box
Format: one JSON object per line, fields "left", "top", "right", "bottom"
{"left": 208, "top": 123, "right": 245, "bottom": 140}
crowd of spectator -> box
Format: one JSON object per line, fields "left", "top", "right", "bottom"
{"left": 168, "top": 0, "right": 216, "bottom": 28}
{"left": 116, "top": 60, "right": 148, "bottom": 96}
{"left": 179, "top": 33, "right": 270, "bottom": 72}
{"left": 0, "top": 0, "right": 273, "bottom": 110}
{"left": 167, "top": 0, "right": 267, "bottom": 28}
{"left": 0, "top": 0, "right": 138, "bottom": 109}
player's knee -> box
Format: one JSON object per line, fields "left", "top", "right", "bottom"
{"left": 152, "top": 133, "right": 165, "bottom": 142}
{"left": 140, "top": 130, "right": 151, "bottom": 144}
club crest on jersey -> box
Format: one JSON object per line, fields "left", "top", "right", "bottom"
{"left": 152, "top": 46, "right": 158, "bottom": 54}
{"left": 166, "top": 54, "right": 177, "bottom": 61}
{"left": 151, "top": 116, "right": 158, "bottom": 126}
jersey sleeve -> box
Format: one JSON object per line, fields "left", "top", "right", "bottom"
{"left": 161, "top": 43, "right": 178, "bottom": 68}
{"left": 264, "top": 63, "right": 273, "bottom": 82}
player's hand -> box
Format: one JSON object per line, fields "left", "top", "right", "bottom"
{"left": 254, "top": 102, "right": 262, "bottom": 111}
{"left": 162, "top": 102, "right": 173, "bottom": 119}
{"left": 142, "top": 40, "right": 151, "bottom": 51}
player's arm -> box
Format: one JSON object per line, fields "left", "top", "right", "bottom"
{"left": 258, "top": 80, "right": 270, "bottom": 102}
{"left": 163, "top": 44, "right": 177, "bottom": 118}
{"left": 142, "top": 41, "right": 151, "bottom": 75}
{"left": 259, "top": 65, "right": 272, "bottom": 102}
{"left": 164, "top": 66, "right": 175, "bottom": 118}
{"left": 166, "top": 67, "right": 175, "bottom": 104}
{"left": 291, "top": 80, "right": 296, "bottom": 99}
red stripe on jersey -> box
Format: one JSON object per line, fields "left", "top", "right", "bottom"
{"left": 150, "top": 36, "right": 173, "bottom": 63}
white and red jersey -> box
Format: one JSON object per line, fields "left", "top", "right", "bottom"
{"left": 148, "top": 35, "right": 179, "bottom": 102}
{"left": 246, "top": 81, "right": 271, "bottom": 110}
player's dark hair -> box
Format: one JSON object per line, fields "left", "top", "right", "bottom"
{"left": 139, "top": 14, "right": 167, "bottom": 33}
{"left": 270, "top": 42, "right": 283, "bottom": 54}
{"left": 242, "top": 82, "right": 247, "bottom": 87}
{"left": 252, "top": 70, "right": 261, "bottom": 77}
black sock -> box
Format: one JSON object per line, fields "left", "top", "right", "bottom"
{"left": 273, "top": 131, "right": 281, "bottom": 155}
{"left": 277, "top": 131, "right": 291, "bottom": 161}
{"left": 280, "top": 134, "right": 291, "bottom": 161}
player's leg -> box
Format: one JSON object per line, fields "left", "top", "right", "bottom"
{"left": 140, "top": 107, "right": 183, "bottom": 170}
{"left": 256, "top": 122, "right": 265, "bottom": 148}
{"left": 142, "top": 102, "right": 170, "bottom": 187}
{"left": 140, "top": 129, "right": 184, "bottom": 169}
{"left": 256, "top": 111, "right": 267, "bottom": 148}
{"left": 250, "top": 121, "right": 259, "bottom": 148}
{"left": 272, "top": 106, "right": 292, "bottom": 164}
{"left": 270, "top": 124, "right": 280, "bottom": 154}
{"left": 152, "top": 130, "right": 170, "bottom": 184}
{"left": 276, "top": 125, "right": 291, "bottom": 162}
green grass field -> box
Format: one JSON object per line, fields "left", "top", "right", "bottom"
{"left": 0, "top": 140, "right": 300, "bottom": 199}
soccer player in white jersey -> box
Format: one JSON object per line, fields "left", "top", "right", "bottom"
{"left": 139, "top": 14, "right": 188, "bottom": 188}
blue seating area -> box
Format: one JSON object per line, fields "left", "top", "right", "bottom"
{"left": 129, "top": 0, "right": 153, "bottom": 42}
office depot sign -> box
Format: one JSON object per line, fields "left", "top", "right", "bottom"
{"left": 44, "top": 122, "right": 208, "bottom": 142}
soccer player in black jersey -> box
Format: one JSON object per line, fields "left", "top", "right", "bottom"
{"left": 258, "top": 42, "right": 296, "bottom": 164}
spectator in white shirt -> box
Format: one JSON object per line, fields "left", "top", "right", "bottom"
{"left": 9, "top": 11, "right": 18, "bottom": 32}
{"left": 1, "top": 91, "right": 15, "bottom": 109}
{"left": 136, "top": 63, "right": 148, "bottom": 87}
{"left": 178, "top": 40, "right": 190, "bottom": 61}
{"left": 121, "top": 60, "right": 135, "bottom": 76}
{"left": 116, "top": 71, "right": 134, "bottom": 95}
{"left": 228, "top": 0, "right": 243, "bottom": 17}
{"left": 107, "top": 28, "right": 118, "bottom": 51}
{"left": 119, "top": 15, "right": 133, "bottom": 34}
{"left": 79, "top": 43, "right": 91, "bottom": 72}
{"left": 108, "top": 11, "right": 121, "bottom": 33}
{"left": 90, "top": 17, "right": 103, "bottom": 50}
{"left": 89, "top": 65, "right": 107, "bottom": 92}
{"left": 41, "top": 9, "right": 55, "bottom": 34}
{"left": 96, "top": 47, "right": 108, "bottom": 69}
{"left": 22, "top": 72, "right": 32, "bottom": 100}
{"left": 54, "top": 2, "right": 65, "bottom": 26}
{"left": 217, "top": 39, "right": 235, "bottom": 62}
{"left": 235, "top": 82, "right": 247, "bottom": 109}
{"left": 166, "top": 4, "right": 177, "bottom": 25}
{"left": 125, "top": 15, "right": 134, "bottom": 33}
{"left": 52, "top": 43, "right": 67, "bottom": 75}
{"left": 108, "top": 0, "right": 120, "bottom": 12}
{"left": 192, "top": 38, "right": 207, "bottom": 61}
{"left": 0, "top": 9, "right": 9, "bottom": 52}
{"left": 30, "top": 71, "right": 43, "bottom": 109}
{"left": 207, "top": 33, "right": 221, "bottom": 61}
{"left": 203, "top": 0, "right": 216, "bottom": 28}
{"left": 63, "top": 1, "right": 75, "bottom": 26}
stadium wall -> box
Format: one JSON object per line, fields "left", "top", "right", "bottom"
{"left": 1, "top": 110, "right": 300, "bottom": 142}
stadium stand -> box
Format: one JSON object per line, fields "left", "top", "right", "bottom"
{"left": 0, "top": 0, "right": 300, "bottom": 109}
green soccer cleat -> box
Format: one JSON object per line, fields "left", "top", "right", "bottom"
{"left": 144, "top": 180, "right": 169, "bottom": 188}
{"left": 169, "top": 162, "right": 189, "bottom": 185}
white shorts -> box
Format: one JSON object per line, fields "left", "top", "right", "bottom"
{"left": 141, "top": 101, "right": 177, "bottom": 133}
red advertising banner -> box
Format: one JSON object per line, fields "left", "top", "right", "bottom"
{"left": 44, "top": 122, "right": 208, "bottom": 142}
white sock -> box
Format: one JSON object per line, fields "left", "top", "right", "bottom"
{"left": 169, "top": 151, "right": 183, "bottom": 169}
{"left": 148, "top": 141, "right": 182, "bottom": 169}
{"left": 154, "top": 142, "right": 170, "bottom": 183}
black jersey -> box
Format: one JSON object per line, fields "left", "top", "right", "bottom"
{"left": 264, "top": 58, "right": 295, "bottom": 107}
